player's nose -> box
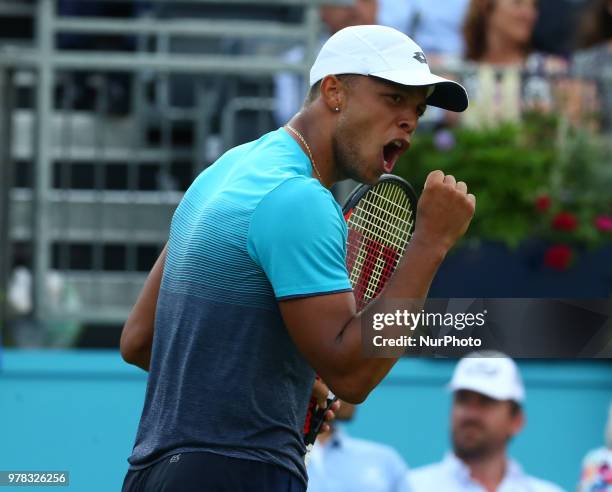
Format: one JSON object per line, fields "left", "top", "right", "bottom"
{"left": 398, "top": 111, "right": 418, "bottom": 135}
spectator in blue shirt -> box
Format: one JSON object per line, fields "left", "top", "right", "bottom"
{"left": 308, "top": 401, "right": 412, "bottom": 492}
{"left": 377, "top": 0, "right": 470, "bottom": 62}
{"left": 273, "top": 0, "right": 378, "bottom": 126}
{"left": 409, "top": 353, "right": 565, "bottom": 492}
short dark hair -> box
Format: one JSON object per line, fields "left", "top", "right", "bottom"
{"left": 305, "top": 80, "right": 322, "bottom": 106}
{"left": 575, "top": 0, "right": 612, "bottom": 49}
{"left": 304, "top": 74, "right": 359, "bottom": 107}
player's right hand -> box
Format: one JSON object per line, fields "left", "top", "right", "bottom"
{"left": 311, "top": 378, "right": 340, "bottom": 433}
{"left": 413, "top": 170, "right": 476, "bottom": 253}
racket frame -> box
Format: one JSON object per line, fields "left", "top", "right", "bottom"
{"left": 303, "top": 174, "right": 418, "bottom": 458}
{"left": 343, "top": 174, "right": 418, "bottom": 223}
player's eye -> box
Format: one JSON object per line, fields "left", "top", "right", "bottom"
{"left": 387, "top": 94, "right": 403, "bottom": 104}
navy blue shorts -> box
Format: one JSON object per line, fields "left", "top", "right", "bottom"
{"left": 121, "top": 451, "right": 305, "bottom": 492}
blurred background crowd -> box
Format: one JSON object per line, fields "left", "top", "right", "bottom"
{"left": 0, "top": 2, "right": 610, "bottom": 491}
{"left": 0, "top": 0, "right": 610, "bottom": 347}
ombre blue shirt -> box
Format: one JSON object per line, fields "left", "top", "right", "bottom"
{"left": 127, "top": 128, "right": 352, "bottom": 486}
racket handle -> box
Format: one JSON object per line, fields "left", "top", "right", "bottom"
{"left": 303, "top": 391, "right": 337, "bottom": 446}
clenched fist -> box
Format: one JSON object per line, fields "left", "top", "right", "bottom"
{"left": 413, "top": 170, "right": 475, "bottom": 254}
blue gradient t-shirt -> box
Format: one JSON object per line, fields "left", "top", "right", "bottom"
{"left": 127, "top": 128, "right": 352, "bottom": 485}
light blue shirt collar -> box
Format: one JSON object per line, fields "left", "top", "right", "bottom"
{"left": 442, "top": 452, "right": 527, "bottom": 487}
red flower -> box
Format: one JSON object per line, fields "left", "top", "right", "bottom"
{"left": 544, "top": 244, "right": 573, "bottom": 271}
{"left": 594, "top": 215, "right": 612, "bottom": 232}
{"left": 551, "top": 211, "right": 578, "bottom": 232}
{"left": 535, "top": 195, "right": 551, "bottom": 212}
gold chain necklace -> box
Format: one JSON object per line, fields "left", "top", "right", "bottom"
{"left": 285, "top": 124, "right": 322, "bottom": 181}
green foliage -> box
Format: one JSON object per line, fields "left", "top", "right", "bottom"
{"left": 393, "top": 112, "right": 611, "bottom": 249}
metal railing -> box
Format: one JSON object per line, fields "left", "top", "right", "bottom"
{"left": 0, "top": 0, "right": 352, "bottom": 333}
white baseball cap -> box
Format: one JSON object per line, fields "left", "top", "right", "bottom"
{"left": 309, "top": 25, "right": 469, "bottom": 112}
{"left": 449, "top": 353, "right": 525, "bottom": 403}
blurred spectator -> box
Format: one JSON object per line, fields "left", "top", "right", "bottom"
{"left": 409, "top": 352, "right": 565, "bottom": 492}
{"left": 461, "top": 0, "right": 567, "bottom": 127}
{"left": 572, "top": 0, "right": 612, "bottom": 130}
{"left": 577, "top": 401, "right": 612, "bottom": 492}
{"left": 7, "top": 264, "right": 81, "bottom": 348}
{"left": 574, "top": 0, "right": 612, "bottom": 49}
{"left": 411, "top": 0, "right": 471, "bottom": 61}
{"left": 57, "top": 1, "right": 145, "bottom": 115}
{"left": 307, "top": 401, "right": 412, "bottom": 492}
{"left": 463, "top": 0, "right": 537, "bottom": 64}
{"left": 532, "top": 0, "right": 590, "bottom": 57}
{"left": 273, "top": 0, "right": 377, "bottom": 126}
{"left": 376, "top": 0, "right": 415, "bottom": 35}
{"left": 376, "top": 1, "right": 471, "bottom": 130}
{"left": 378, "top": 0, "right": 470, "bottom": 62}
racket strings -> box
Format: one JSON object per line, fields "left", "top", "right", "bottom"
{"left": 347, "top": 188, "right": 409, "bottom": 266}
{"left": 348, "top": 205, "right": 413, "bottom": 249}
{"left": 346, "top": 182, "right": 415, "bottom": 310}
{"left": 350, "top": 243, "right": 397, "bottom": 309}
{"left": 348, "top": 187, "right": 414, "bottom": 248}
{"left": 365, "top": 188, "right": 413, "bottom": 216}
{"left": 347, "top": 185, "right": 413, "bottom": 250}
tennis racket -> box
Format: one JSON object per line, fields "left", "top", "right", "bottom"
{"left": 303, "top": 174, "right": 418, "bottom": 462}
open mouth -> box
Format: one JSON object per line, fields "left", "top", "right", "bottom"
{"left": 382, "top": 139, "right": 409, "bottom": 173}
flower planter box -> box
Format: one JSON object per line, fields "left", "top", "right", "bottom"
{"left": 429, "top": 240, "right": 612, "bottom": 297}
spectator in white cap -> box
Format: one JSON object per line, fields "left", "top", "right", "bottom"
{"left": 409, "top": 351, "right": 565, "bottom": 492}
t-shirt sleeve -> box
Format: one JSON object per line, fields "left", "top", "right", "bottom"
{"left": 247, "top": 177, "right": 352, "bottom": 300}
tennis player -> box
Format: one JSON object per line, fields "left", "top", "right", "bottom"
{"left": 121, "top": 25, "right": 473, "bottom": 491}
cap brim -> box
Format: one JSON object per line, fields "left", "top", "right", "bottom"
{"left": 426, "top": 79, "right": 469, "bottom": 113}
{"left": 370, "top": 70, "right": 469, "bottom": 113}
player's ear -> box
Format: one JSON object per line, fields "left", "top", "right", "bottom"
{"left": 319, "top": 75, "right": 348, "bottom": 114}
{"left": 509, "top": 404, "right": 525, "bottom": 437}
